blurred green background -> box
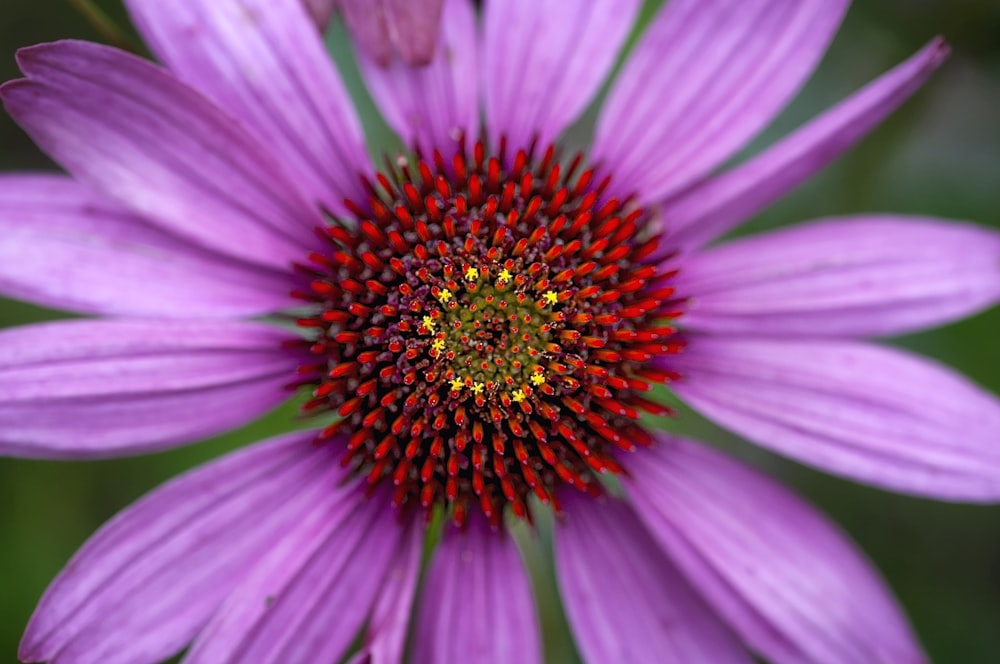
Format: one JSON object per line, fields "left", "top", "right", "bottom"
{"left": 1, "top": 1, "right": 999, "bottom": 662}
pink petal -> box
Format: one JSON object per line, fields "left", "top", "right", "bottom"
{"left": 484, "top": 0, "right": 641, "bottom": 156}
{"left": 625, "top": 436, "right": 925, "bottom": 664}
{"left": 19, "top": 431, "right": 341, "bottom": 664}
{"left": 355, "top": 0, "right": 478, "bottom": 155}
{"left": 1, "top": 41, "right": 322, "bottom": 272}
{"left": 341, "top": 0, "right": 445, "bottom": 67}
{"left": 183, "top": 493, "right": 351, "bottom": 663}
{"left": 593, "top": 0, "right": 848, "bottom": 203}
{"left": 123, "top": 0, "right": 371, "bottom": 216}
{"left": 0, "top": 174, "right": 294, "bottom": 318}
{"left": 414, "top": 517, "right": 541, "bottom": 664}
{"left": 554, "top": 495, "right": 750, "bottom": 663}
{"left": 222, "top": 488, "right": 413, "bottom": 663}
{"left": 182, "top": 483, "right": 355, "bottom": 664}
{"left": 669, "top": 337, "right": 1000, "bottom": 501}
{"left": 677, "top": 216, "right": 1000, "bottom": 337}
{"left": 346, "top": 518, "right": 424, "bottom": 664}
{"left": 0, "top": 319, "right": 297, "bottom": 458}
{"left": 667, "top": 38, "right": 949, "bottom": 251}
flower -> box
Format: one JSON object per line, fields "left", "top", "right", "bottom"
{"left": 1, "top": 0, "right": 999, "bottom": 662}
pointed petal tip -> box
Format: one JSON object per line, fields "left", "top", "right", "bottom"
{"left": 927, "top": 35, "right": 951, "bottom": 63}
{"left": 667, "top": 33, "right": 958, "bottom": 250}
{"left": 17, "top": 639, "right": 43, "bottom": 664}
{"left": 0, "top": 40, "right": 61, "bottom": 96}
{"left": 11, "top": 39, "right": 49, "bottom": 68}
{"left": 12, "top": 38, "right": 117, "bottom": 72}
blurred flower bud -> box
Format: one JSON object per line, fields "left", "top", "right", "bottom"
{"left": 302, "top": 0, "right": 338, "bottom": 29}
{"left": 305, "top": 0, "right": 445, "bottom": 67}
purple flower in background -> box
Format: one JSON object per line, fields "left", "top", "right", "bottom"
{"left": 1, "top": 0, "right": 999, "bottom": 662}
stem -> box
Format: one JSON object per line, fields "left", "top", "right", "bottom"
{"left": 65, "top": 0, "right": 138, "bottom": 53}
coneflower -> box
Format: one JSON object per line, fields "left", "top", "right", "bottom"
{"left": 1, "top": 0, "right": 998, "bottom": 662}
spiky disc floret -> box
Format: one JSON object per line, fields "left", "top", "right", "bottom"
{"left": 293, "top": 141, "right": 685, "bottom": 527}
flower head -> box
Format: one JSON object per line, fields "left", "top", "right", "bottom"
{"left": 1, "top": 0, "right": 999, "bottom": 663}
{"left": 294, "top": 138, "right": 681, "bottom": 524}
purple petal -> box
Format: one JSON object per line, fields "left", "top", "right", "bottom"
{"left": 669, "top": 337, "right": 1000, "bottom": 501}
{"left": 593, "top": 0, "right": 848, "bottom": 203}
{"left": 215, "top": 492, "right": 413, "bottom": 663}
{"left": 19, "top": 431, "right": 341, "bottom": 664}
{"left": 484, "top": 0, "right": 641, "bottom": 156}
{"left": 0, "top": 319, "right": 297, "bottom": 459}
{"left": 182, "top": 480, "right": 356, "bottom": 664}
{"left": 414, "top": 517, "right": 541, "bottom": 664}
{"left": 0, "top": 174, "right": 295, "bottom": 318}
{"left": 356, "top": 0, "right": 478, "bottom": 155}
{"left": 341, "top": 0, "right": 445, "bottom": 67}
{"left": 1, "top": 40, "right": 322, "bottom": 272}
{"left": 346, "top": 518, "right": 424, "bottom": 664}
{"left": 677, "top": 215, "right": 1000, "bottom": 337}
{"left": 625, "top": 436, "right": 925, "bottom": 664}
{"left": 554, "top": 495, "right": 750, "bottom": 663}
{"left": 668, "top": 38, "right": 949, "bottom": 251}
{"left": 123, "top": 0, "right": 371, "bottom": 215}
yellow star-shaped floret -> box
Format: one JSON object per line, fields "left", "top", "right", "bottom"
{"left": 450, "top": 378, "right": 464, "bottom": 391}
{"left": 422, "top": 315, "right": 436, "bottom": 330}
{"left": 530, "top": 373, "right": 546, "bottom": 386}
{"left": 512, "top": 389, "right": 526, "bottom": 403}
{"left": 436, "top": 289, "right": 453, "bottom": 303}
{"left": 431, "top": 339, "right": 446, "bottom": 352}
{"left": 498, "top": 268, "right": 512, "bottom": 282}
{"left": 465, "top": 266, "right": 479, "bottom": 281}
{"left": 471, "top": 382, "right": 484, "bottom": 395}
{"left": 543, "top": 291, "right": 559, "bottom": 305}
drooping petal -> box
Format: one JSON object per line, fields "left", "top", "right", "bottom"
{"left": 554, "top": 495, "right": 750, "bottom": 663}
{"left": 414, "top": 517, "right": 541, "bottom": 664}
{"left": 593, "top": 0, "right": 848, "bottom": 203}
{"left": 0, "top": 319, "right": 298, "bottom": 459}
{"left": 356, "top": 0, "right": 478, "bottom": 155}
{"left": 189, "top": 490, "right": 416, "bottom": 663}
{"left": 625, "top": 436, "right": 925, "bottom": 664}
{"left": 0, "top": 174, "right": 295, "bottom": 318}
{"left": 669, "top": 337, "right": 1000, "bottom": 501}
{"left": 483, "top": 0, "right": 641, "bottom": 156}
{"left": 341, "top": 0, "right": 445, "bottom": 67}
{"left": 1, "top": 40, "right": 322, "bottom": 272}
{"left": 123, "top": 0, "right": 371, "bottom": 215}
{"left": 677, "top": 216, "right": 1000, "bottom": 337}
{"left": 19, "top": 431, "right": 342, "bottom": 664}
{"left": 667, "top": 38, "right": 949, "bottom": 250}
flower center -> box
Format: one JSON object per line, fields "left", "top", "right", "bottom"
{"left": 293, "top": 141, "right": 684, "bottom": 527}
